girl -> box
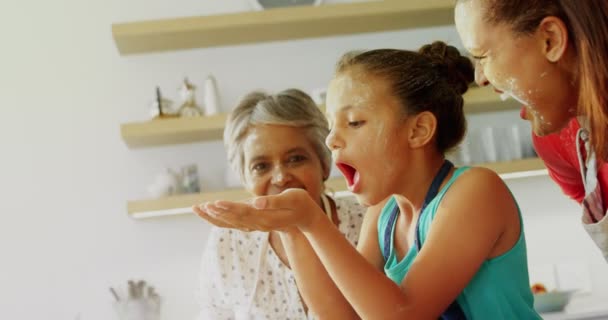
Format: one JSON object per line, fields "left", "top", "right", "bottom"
{"left": 197, "top": 42, "right": 540, "bottom": 319}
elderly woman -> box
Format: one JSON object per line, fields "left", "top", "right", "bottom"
{"left": 195, "top": 89, "right": 365, "bottom": 319}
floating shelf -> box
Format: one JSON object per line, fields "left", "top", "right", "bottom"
{"left": 475, "top": 157, "right": 546, "bottom": 178}
{"left": 464, "top": 87, "right": 519, "bottom": 114}
{"left": 120, "top": 87, "right": 519, "bottom": 149}
{"left": 112, "top": 0, "right": 454, "bottom": 55}
{"left": 128, "top": 157, "right": 547, "bottom": 219}
{"left": 128, "top": 176, "right": 348, "bottom": 219}
{"left": 120, "top": 113, "right": 227, "bottom": 148}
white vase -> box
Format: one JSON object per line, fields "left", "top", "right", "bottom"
{"left": 203, "top": 75, "right": 221, "bottom": 116}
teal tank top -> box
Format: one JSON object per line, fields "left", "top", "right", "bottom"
{"left": 377, "top": 167, "right": 540, "bottom": 319}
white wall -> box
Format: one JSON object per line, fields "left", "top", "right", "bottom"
{"left": 1, "top": 1, "right": 606, "bottom": 319}
{"left": 507, "top": 177, "right": 608, "bottom": 313}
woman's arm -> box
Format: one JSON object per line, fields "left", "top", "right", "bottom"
{"left": 198, "top": 197, "right": 387, "bottom": 319}
{"left": 355, "top": 199, "right": 387, "bottom": 271}
{"left": 278, "top": 200, "right": 387, "bottom": 319}
{"left": 279, "top": 229, "right": 358, "bottom": 319}
{"left": 301, "top": 206, "right": 413, "bottom": 319}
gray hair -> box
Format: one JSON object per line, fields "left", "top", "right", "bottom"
{"left": 224, "top": 88, "right": 332, "bottom": 182}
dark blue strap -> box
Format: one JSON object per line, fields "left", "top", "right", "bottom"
{"left": 440, "top": 302, "right": 467, "bottom": 320}
{"left": 415, "top": 160, "right": 454, "bottom": 251}
{"left": 381, "top": 160, "right": 467, "bottom": 319}
{"left": 382, "top": 203, "right": 400, "bottom": 261}
{"left": 382, "top": 160, "right": 453, "bottom": 260}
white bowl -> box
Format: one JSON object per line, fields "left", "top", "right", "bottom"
{"left": 533, "top": 290, "right": 575, "bottom": 313}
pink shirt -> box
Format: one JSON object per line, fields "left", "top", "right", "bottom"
{"left": 532, "top": 117, "right": 608, "bottom": 206}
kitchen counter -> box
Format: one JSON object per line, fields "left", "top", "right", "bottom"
{"left": 542, "top": 309, "right": 608, "bottom": 320}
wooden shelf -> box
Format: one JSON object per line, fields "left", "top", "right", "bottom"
{"left": 464, "top": 86, "right": 519, "bottom": 114}
{"left": 112, "top": 0, "right": 454, "bottom": 55}
{"left": 475, "top": 157, "right": 546, "bottom": 176}
{"left": 120, "top": 113, "right": 228, "bottom": 148}
{"left": 120, "top": 87, "right": 519, "bottom": 149}
{"left": 128, "top": 158, "right": 546, "bottom": 218}
{"left": 128, "top": 176, "right": 347, "bottom": 218}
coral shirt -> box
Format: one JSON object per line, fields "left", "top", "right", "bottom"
{"left": 532, "top": 117, "right": 608, "bottom": 206}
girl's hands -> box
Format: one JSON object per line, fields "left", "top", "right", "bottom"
{"left": 192, "top": 188, "right": 324, "bottom": 233}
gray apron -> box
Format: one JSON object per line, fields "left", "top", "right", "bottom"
{"left": 576, "top": 127, "right": 608, "bottom": 261}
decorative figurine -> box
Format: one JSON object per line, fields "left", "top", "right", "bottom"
{"left": 148, "top": 86, "right": 175, "bottom": 119}
{"left": 176, "top": 78, "right": 204, "bottom": 117}
{"left": 110, "top": 279, "right": 161, "bottom": 320}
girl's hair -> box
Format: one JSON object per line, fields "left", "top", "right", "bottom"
{"left": 224, "top": 89, "right": 332, "bottom": 182}
{"left": 335, "top": 41, "right": 474, "bottom": 153}
{"left": 463, "top": 0, "right": 608, "bottom": 160}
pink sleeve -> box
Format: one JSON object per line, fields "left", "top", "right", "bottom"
{"left": 532, "top": 119, "right": 586, "bottom": 203}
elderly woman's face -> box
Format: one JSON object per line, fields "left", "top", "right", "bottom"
{"left": 241, "top": 124, "right": 326, "bottom": 204}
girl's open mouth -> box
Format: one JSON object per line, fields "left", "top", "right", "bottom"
{"left": 336, "top": 162, "right": 361, "bottom": 192}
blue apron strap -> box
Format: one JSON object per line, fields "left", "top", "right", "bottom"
{"left": 382, "top": 160, "right": 454, "bottom": 261}
{"left": 439, "top": 303, "right": 467, "bottom": 320}
{"left": 413, "top": 161, "right": 467, "bottom": 320}
{"left": 382, "top": 204, "right": 399, "bottom": 261}
{"left": 415, "top": 160, "right": 454, "bottom": 250}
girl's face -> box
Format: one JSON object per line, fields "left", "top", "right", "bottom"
{"left": 325, "top": 70, "right": 411, "bottom": 206}
{"left": 242, "top": 124, "right": 326, "bottom": 206}
{"left": 455, "top": 0, "right": 577, "bottom": 136}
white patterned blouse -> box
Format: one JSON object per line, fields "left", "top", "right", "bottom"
{"left": 197, "top": 196, "right": 365, "bottom": 320}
